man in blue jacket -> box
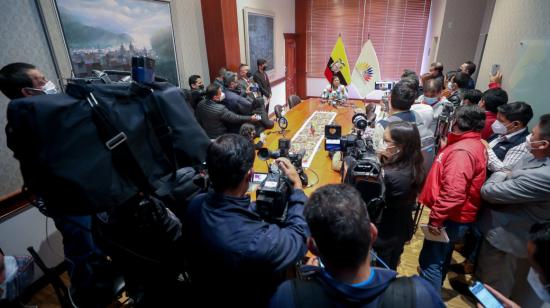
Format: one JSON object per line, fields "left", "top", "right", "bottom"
{"left": 185, "top": 134, "right": 309, "bottom": 307}
{"left": 270, "top": 184, "right": 444, "bottom": 308}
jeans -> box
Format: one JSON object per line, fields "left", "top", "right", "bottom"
{"left": 419, "top": 220, "right": 472, "bottom": 292}
{"left": 53, "top": 215, "right": 103, "bottom": 290}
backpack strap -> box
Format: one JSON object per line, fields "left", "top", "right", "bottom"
{"left": 292, "top": 278, "right": 332, "bottom": 308}
{"left": 379, "top": 276, "right": 417, "bottom": 308}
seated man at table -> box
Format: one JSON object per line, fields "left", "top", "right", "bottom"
{"left": 195, "top": 83, "right": 260, "bottom": 139}
{"left": 185, "top": 134, "right": 309, "bottom": 307}
{"left": 269, "top": 184, "right": 444, "bottom": 307}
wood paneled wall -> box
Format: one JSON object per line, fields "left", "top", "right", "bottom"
{"left": 201, "top": 0, "right": 241, "bottom": 81}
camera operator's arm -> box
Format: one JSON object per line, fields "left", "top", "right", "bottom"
{"left": 220, "top": 107, "right": 259, "bottom": 124}
{"left": 248, "top": 158, "right": 309, "bottom": 272}
{"left": 276, "top": 158, "right": 303, "bottom": 190}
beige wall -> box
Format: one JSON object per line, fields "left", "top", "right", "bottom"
{"left": 236, "top": 0, "right": 295, "bottom": 113}
{"left": 434, "top": 0, "right": 487, "bottom": 78}
{"left": 477, "top": 0, "right": 550, "bottom": 123}
{"left": 172, "top": 0, "right": 210, "bottom": 85}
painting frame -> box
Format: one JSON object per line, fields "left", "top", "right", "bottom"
{"left": 243, "top": 7, "right": 275, "bottom": 74}
{"left": 36, "top": 0, "right": 182, "bottom": 87}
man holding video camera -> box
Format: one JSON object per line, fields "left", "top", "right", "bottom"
{"left": 184, "top": 134, "right": 309, "bottom": 307}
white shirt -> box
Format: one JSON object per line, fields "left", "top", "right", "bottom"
{"left": 411, "top": 103, "right": 434, "bottom": 128}
{"left": 487, "top": 128, "right": 529, "bottom": 172}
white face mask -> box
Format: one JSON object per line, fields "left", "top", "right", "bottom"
{"left": 377, "top": 140, "right": 400, "bottom": 158}
{"left": 527, "top": 267, "right": 550, "bottom": 302}
{"left": 447, "top": 82, "right": 453, "bottom": 91}
{"left": 525, "top": 134, "right": 548, "bottom": 151}
{"left": 41, "top": 80, "right": 58, "bottom": 95}
{"left": 491, "top": 120, "right": 512, "bottom": 136}
{"left": 218, "top": 92, "right": 225, "bottom": 102}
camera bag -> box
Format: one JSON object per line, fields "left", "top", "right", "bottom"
{"left": 6, "top": 81, "right": 210, "bottom": 215}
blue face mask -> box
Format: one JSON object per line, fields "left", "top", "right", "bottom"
{"left": 423, "top": 96, "right": 438, "bottom": 106}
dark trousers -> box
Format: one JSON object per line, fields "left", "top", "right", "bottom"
{"left": 53, "top": 215, "right": 103, "bottom": 290}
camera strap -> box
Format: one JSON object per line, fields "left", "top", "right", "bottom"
{"left": 138, "top": 87, "right": 179, "bottom": 172}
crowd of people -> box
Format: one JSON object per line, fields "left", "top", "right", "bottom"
{"left": 0, "top": 56, "right": 549, "bottom": 308}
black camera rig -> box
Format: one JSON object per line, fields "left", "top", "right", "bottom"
{"left": 255, "top": 138, "right": 308, "bottom": 222}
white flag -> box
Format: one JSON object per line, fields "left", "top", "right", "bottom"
{"left": 351, "top": 39, "right": 382, "bottom": 98}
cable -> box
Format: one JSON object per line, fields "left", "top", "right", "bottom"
{"left": 304, "top": 167, "right": 320, "bottom": 188}
{"left": 370, "top": 250, "right": 390, "bottom": 270}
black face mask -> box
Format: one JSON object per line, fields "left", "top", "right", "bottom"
{"left": 199, "top": 85, "right": 205, "bottom": 90}
{"left": 246, "top": 71, "right": 252, "bottom": 78}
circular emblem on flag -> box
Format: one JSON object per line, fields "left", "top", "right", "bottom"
{"left": 330, "top": 59, "right": 346, "bottom": 74}
{"left": 357, "top": 62, "right": 374, "bottom": 82}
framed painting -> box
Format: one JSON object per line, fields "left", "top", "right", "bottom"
{"left": 243, "top": 8, "right": 275, "bottom": 73}
{"left": 40, "top": 0, "right": 180, "bottom": 85}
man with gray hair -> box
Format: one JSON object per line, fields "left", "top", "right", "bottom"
{"left": 477, "top": 114, "right": 550, "bottom": 307}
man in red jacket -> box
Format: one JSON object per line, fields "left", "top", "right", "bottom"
{"left": 418, "top": 105, "right": 487, "bottom": 292}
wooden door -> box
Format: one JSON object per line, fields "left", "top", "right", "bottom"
{"left": 284, "top": 33, "right": 297, "bottom": 100}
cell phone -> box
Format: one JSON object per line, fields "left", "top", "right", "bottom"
{"left": 469, "top": 281, "right": 504, "bottom": 308}
{"left": 491, "top": 64, "right": 501, "bottom": 76}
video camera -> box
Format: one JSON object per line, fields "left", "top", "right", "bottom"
{"left": 255, "top": 138, "right": 308, "bottom": 223}
{"left": 257, "top": 139, "right": 308, "bottom": 186}
{"left": 434, "top": 101, "right": 455, "bottom": 153}
{"left": 324, "top": 113, "right": 384, "bottom": 221}
{"left": 374, "top": 81, "right": 395, "bottom": 91}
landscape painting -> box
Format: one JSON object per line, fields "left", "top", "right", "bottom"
{"left": 55, "top": 0, "right": 179, "bottom": 85}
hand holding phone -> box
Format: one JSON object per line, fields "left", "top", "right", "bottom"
{"left": 491, "top": 64, "right": 501, "bottom": 76}
{"left": 469, "top": 281, "right": 504, "bottom": 308}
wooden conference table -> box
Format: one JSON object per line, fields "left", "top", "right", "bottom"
{"left": 252, "top": 98, "right": 367, "bottom": 196}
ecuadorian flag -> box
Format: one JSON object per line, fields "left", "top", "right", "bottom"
{"left": 324, "top": 35, "right": 352, "bottom": 86}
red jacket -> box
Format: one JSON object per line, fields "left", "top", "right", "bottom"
{"left": 481, "top": 111, "right": 497, "bottom": 140}
{"left": 419, "top": 131, "right": 487, "bottom": 227}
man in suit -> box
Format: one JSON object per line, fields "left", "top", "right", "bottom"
{"left": 485, "top": 102, "right": 533, "bottom": 173}
{"left": 213, "top": 67, "right": 226, "bottom": 89}
{"left": 223, "top": 71, "right": 252, "bottom": 115}
{"left": 253, "top": 58, "right": 271, "bottom": 112}
{"left": 459, "top": 60, "right": 477, "bottom": 89}
{"left": 477, "top": 114, "right": 550, "bottom": 307}
{"left": 195, "top": 83, "right": 259, "bottom": 139}
{"left": 186, "top": 74, "right": 205, "bottom": 110}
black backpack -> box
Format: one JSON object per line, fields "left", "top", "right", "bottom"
{"left": 292, "top": 275, "right": 417, "bottom": 308}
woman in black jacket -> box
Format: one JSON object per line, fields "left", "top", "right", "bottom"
{"left": 373, "top": 121, "right": 426, "bottom": 270}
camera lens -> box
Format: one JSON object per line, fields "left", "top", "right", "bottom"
{"left": 352, "top": 113, "right": 368, "bottom": 130}
{"left": 258, "top": 148, "right": 270, "bottom": 161}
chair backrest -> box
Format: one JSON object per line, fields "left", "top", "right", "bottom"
{"left": 288, "top": 95, "right": 302, "bottom": 109}
{"left": 274, "top": 105, "right": 284, "bottom": 118}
